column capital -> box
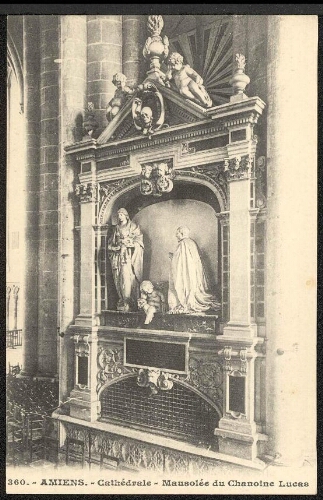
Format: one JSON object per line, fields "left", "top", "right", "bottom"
{"left": 224, "top": 154, "right": 254, "bottom": 181}
{"left": 75, "top": 182, "right": 98, "bottom": 203}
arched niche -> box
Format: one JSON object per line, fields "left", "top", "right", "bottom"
{"left": 100, "top": 178, "right": 223, "bottom": 311}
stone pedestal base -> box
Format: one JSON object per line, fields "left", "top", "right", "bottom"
{"left": 222, "top": 322, "right": 257, "bottom": 340}
{"left": 145, "top": 67, "right": 166, "bottom": 85}
{"left": 69, "top": 388, "right": 98, "bottom": 422}
{"left": 215, "top": 417, "right": 263, "bottom": 461}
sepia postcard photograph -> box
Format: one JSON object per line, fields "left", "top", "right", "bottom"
{"left": 6, "top": 6, "right": 317, "bottom": 495}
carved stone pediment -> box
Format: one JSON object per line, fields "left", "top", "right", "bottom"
{"left": 97, "top": 81, "right": 209, "bottom": 145}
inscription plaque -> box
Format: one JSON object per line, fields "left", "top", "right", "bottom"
{"left": 124, "top": 338, "right": 187, "bottom": 373}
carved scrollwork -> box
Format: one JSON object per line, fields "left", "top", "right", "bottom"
{"left": 187, "top": 357, "right": 223, "bottom": 402}
{"left": 136, "top": 368, "right": 174, "bottom": 395}
{"left": 181, "top": 142, "right": 196, "bottom": 155}
{"left": 223, "top": 346, "right": 232, "bottom": 371}
{"left": 132, "top": 82, "right": 166, "bottom": 138}
{"left": 178, "top": 163, "right": 228, "bottom": 210}
{"left": 97, "top": 346, "right": 134, "bottom": 393}
{"left": 98, "top": 177, "right": 140, "bottom": 225}
{"left": 75, "top": 182, "right": 98, "bottom": 203}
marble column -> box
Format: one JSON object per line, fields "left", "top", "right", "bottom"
{"left": 38, "top": 15, "right": 59, "bottom": 377}
{"left": 266, "top": 16, "right": 317, "bottom": 464}
{"left": 59, "top": 15, "right": 87, "bottom": 403}
{"left": 21, "top": 15, "right": 40, "bottom": 376}
{"left": 87, "top": 15, "right": 122, "bottom": 131}
{"left": 122, "top": 15, "right": 146, "bottom": 87}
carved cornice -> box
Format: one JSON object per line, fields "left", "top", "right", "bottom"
{"left": 75, "top": 182, "right": 98, "bottom": 203}
{"left": 69, "top": 122, "right": 226, "bottom": 160}
{"left": 75, "top": 148, "right": 96, "bottom": 162}
{"left": 224, "top": 154, "right": 254, "bottom": 181}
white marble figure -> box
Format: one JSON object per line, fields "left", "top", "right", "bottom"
{"left": 168, "top": 226, "right": 220, "bottom": 314}
{"left": 107, "top": 208, "right": 144, "bottom": 312}
{"left": 165, "top": 52, "right": 212, "bottom": 108}
{"left": 137, "top": 280, "right": 165, "bottom": 324}
{"left": 106, "top": 73, "right": 133, "bottom": 122}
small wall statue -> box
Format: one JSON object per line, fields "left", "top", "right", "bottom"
{"left": 132, "top": 82, "right": 165, "bottom": 137}
{"left": 137, "top": 280, "right": 165, "bottom": 324}
{"left": 168, "top": 226, "right": 220, "bottom": 314}
{"left": 107, "top": 208, "right": 144, "bottom": 312}
{"left": 165, "top": 52, "right": 213, "bottom": 108}
{"left": 106, "top": 73, "right": 134, "bottom": 122}
{"left": 140, "top": 160, "right": 175, "bottom": 196}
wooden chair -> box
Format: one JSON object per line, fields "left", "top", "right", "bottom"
{"left": 65, "top": 437, "right": 85, "bottom": 468}
{"left": 27, "top": 414, "right": 44, "bottom": 463}
{"left": 43, "top": 416, "right": 59, "bottom": 466}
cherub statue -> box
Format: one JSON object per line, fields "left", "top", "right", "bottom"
{"left": 155, "top": 162, "right": 174, "bottom": 194}
{"left": 106, "top": 73, "right": 134, "bottom": 122}
{"left": 137, "top": 280, "right": 165, "bottom": 324}
{"left": 165, "top": 52, "right": 213, "bottom": 108}
{"left": 140, "top": 164, "right": 154, "bottom": 196}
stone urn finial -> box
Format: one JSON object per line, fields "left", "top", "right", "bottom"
{"left": 143, "top": 15, "right": 169, "bottom": 84}
{"left": 83, "top": 102, "right": 98, "bottom": 138}
{"left": 230, "top": 53, "right": 250, "bottom": 102}
{"left": 147, "top": 15, "right": 164, "bottom": 36}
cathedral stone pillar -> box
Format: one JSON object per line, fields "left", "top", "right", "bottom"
{"left": 265, "top": 15, "right": 316, "bottom": 465}
{"left": 122, "top": 15, "right": 146, "bottom": 87}
{"left": 87, "top": 15, "right": 122, "bottom": 131}
{"left": 21, "top": 15, "right": 40, "bottom": 376}
{"left": 58, "top": 15, "right": 87, "bottom": 403}
{"left": 37, "top": 15, "right": 60, "bottom": 377}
